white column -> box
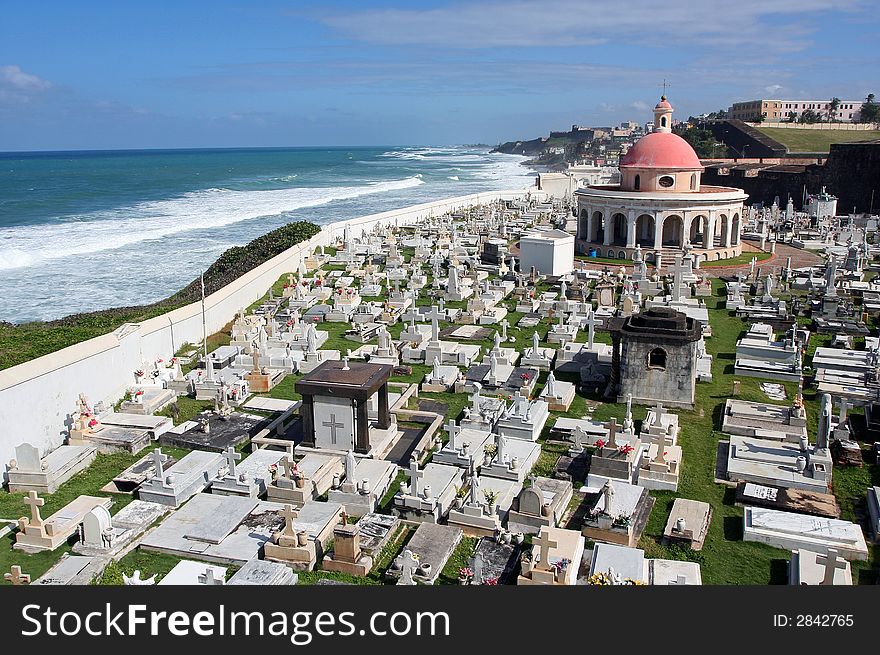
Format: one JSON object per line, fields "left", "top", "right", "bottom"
{"left": 603, "top": 210, "right": 612, "bottom": 246}
{"left": 703, "top": 212, "right": 715, "bottom": 249}
{"left": 654, "top": 213, "right": 664, "bottom": 250}
{"left": 626, "top": 210, "right": 637, "bottom": 248}
{"left": 724, "top": 213, "right": 733, "bottom": 248}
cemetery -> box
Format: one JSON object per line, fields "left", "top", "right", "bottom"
{"left": 1, "top": 184, "right": 879, "bottom": 588}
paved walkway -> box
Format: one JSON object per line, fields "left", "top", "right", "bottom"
{"left": 574, "top": 242, "right": 822, "bottom": 278}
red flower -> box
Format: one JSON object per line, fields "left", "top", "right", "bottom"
{"left": 595, "top": 439, "right": 606, "bottom": 449}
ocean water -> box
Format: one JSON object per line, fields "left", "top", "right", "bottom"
{"left": 0, "top": 146, "right": 534, "bottom": 322}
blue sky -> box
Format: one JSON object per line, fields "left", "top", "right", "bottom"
{"left": 1, "top": 0, "right": 877, "bottom": 150}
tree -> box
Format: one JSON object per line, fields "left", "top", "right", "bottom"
{"left": 828, "top": 97, "right": 841, "bottom": 122}
{"left": 799, "top": 109, "right": 820, "bottom": 124}
{"left": 753, "top": 114, "right": 765, "bottom": 124}
{"left": 786, "top": 111, "right": 797, "bottom": 123}
{"left": 861, "top": 93, "right": 880, "bottom": 124}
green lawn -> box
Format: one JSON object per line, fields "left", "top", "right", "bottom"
{"left": 4, "top": 255, "right": 878, "bottom": 586}
{"left": 701, "top": 251, "right": 773, "bottom": 268}
{"left": 757, "top": 126, "right": 880, "bottom": 152}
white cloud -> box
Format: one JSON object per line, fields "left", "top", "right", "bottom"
{"left": 765, "top": 84, "right": 784, "bottom": 94}
{"left": 0, "top": 65, "right": 52, "bottom": 104}
{"left": 631, "top": 100, "right": 649, "bottom": 111}
{"left": 318, "top": 0, "right": 864, "bottom": 52}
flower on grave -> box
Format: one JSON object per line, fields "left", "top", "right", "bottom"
{"left": 458, "top": 567, "right": 473, "bottom": 580}
{"left": 88, "top": 418, "right": 98, "bottom": 428}
{"left": 551, "top": 558, "right": 570, "bottom": 574}
{"left": 520, "top": 373, "right": 530, "bottom": 381}
{"left": 595, "top": 439, "right": 606, "bottom": 450}
{"left": 135, "top": 370, "right": 145, "bottom": 378}
{"left": 618, "top": 443, "right": 634, "bottom": 455}
{"left": 268, "top": 463, "right": 278, "bottom": 473}
{"left": 156, "top": 358, "right": 164, "bottom": 363}
{"left": 483, "top": 577, "right": 499, "bottom": 586}
{"left": 170, "top": 357, "right": 177, "bottom": 363}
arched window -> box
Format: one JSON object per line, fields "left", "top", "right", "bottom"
{"left": 634, "top": 174, "right": 640, "bottom": 190}
{"left": 690, "top": 174, "right": 697, "bottom": 190}
{"left": 661, "top": 116, "right": 667, "bottom": 127}
{"left": 647, "top": 347, "right": 667, "bottom": 370}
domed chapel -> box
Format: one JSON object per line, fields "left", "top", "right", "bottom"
{"left": 575, "top": 96, "right": 748, "bottom": 265}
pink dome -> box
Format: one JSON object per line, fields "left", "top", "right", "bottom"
{"left": 655, "top": 96, "right": 672, "bottom": 109}
{"left": 619, "top": 132, "right": 703, "bottom": 170}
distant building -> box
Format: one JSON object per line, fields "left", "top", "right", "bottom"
{"left": 729, "top": 99, "right": 864, "bottom": 123}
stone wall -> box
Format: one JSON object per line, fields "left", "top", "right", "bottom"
{"left": 701, "top": 141, "right": 880, "bottom": 212}
{"left": 618, "top": 339, "right": 697, "bottom": 408}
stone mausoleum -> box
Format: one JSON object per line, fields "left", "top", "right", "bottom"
{"left": 608, "top": 307, "right": 701, "bottom": 408}
{"left": 575, "top": 96, "right": 748, "bottom": 265}
{"left": 295, "top": 360, "right": 396, "bottom": 455}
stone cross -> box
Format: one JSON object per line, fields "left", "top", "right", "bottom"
{"left": 398, "top": 549, "right": 419, "bottom": 585}
{"left": 409, "top": 456, "right": 424, "bottom": 497}
{"left": 151, "top": 448, "right": 167, "bottom": 480}
{"left": 669, "top": 253, "right": 688, "bottom": 302}
{"left": 4, "top": 565, "right": 30, "bottom": 585}
{"left": 198, "top": 568, "right": 224, "bottom": 586}
{"left": 323, "top": 413, "right": 345, "bottom": 445}
{"left": 499, "top": 318, "right": 509, "bottom": 341}
{"left": 24, "top": 490, "right": 45, "bottom": 528}
{"left": 445, "top": 420, "right": 460, "bottom": 451}
{"left": 606, "top": 418, "right": 619, "bottom": 449}
{"left": 280, "top": 455, "right": 296, "bottom": 481}
{"left": 426, "top": 306, "right": 445, "bottom": 343}
{"left": 816, "top": 549, "right": 847, "bottom": 585}
{"left": 584, "top": 308, "right": 600, "bottom": 349}
{"left": 223, "top": 446, "right": 242, "bottom": 478}
{"left": 279, "top": 504, "right": 299, "bottom": 538}
{"left": 652, "top": 432, "right": 667, "bottom": 464}
{"left": 534, "top": 528, "right": 558, "bottom": 572}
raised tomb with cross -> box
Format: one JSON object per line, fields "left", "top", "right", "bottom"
{"left": 266, "top": 450, "right": 344, "bottom": 505}
{"left": 392, "top": 454, "right": 465, "bottom": 523}
{"left": 295, "top": 360, "right": 399, "bottom": 456}
{"left": 210, "top": 446, "right": 287, "bottom": 498}
{"left": 580, "top": 475, "right": 655, "bottom": 548}
{"left": 327, "top": 449, "right": 398, "bottom": 516}
{"left": 517, "top": 526, "right": 585, "bottom": 586}
{"left": 14, "top": 491, "right": 113, "bottom": 553}
{"left": 445, "top": 456, "right": 521, "bottom": 537}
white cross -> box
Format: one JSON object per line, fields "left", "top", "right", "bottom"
{"left": 445, "top": 420, "right": 460, "bottom": 450}
{"left": 198, "top": 568, "right": 224, "bottom": 586}
{"left": 669, "top": 254, "right": 689, "bottom": 302}
{"left": 583, "top": 308, "right": 600, "bottom": 349}
{"left": 409, "top": 456, "right": 424, "bottom": 497}
{"left": 151, "top": 448, "right": 166, "bottom": 479}
{"left": 816, "top": 549, "right": 847, "bottom": 585}
{"left": 223, "top": 446, "right": 241, "bottom": 477}
{"left": 398, "top": 549, "right": 419, "bottom": 585}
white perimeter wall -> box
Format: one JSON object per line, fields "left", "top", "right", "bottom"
{"left": 0, "top": 188, "right": 541, "bottom": 478}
